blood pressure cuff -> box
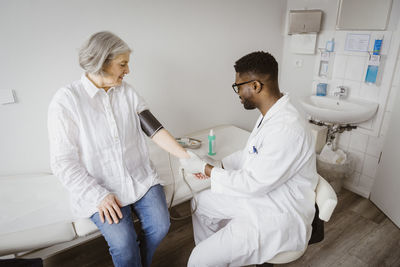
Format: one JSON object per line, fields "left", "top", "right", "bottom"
{"left": 138, "top": 109, "right": 164, "bottom": 138}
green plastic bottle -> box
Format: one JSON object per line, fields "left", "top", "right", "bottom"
{"left": 208, "top": 129, "right": 216, "bottom": 156}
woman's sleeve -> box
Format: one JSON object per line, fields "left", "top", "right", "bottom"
{"left": 48, "top": 92, "right": 109, "bottom": 207}
{"left": 131, "top": 87, "right": 149, "bottom": 114}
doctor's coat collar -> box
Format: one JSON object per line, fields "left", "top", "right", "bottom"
{"left": 254, "top": 92, "right": 289, "bottom": 133}
{"left": 81, "top": 74, "right": 119, "bottom": 98}
{"left": 257, "top": 93, "right": 289, "bottom": 128}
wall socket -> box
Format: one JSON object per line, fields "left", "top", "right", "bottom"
{"left": 295, "top": 59, "right": 303, "bottom": 68}
{"left": 0, "top": 89, "right": 16, "bottom": 105}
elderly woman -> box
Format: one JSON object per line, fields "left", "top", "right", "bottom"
{"left": 48, "top": 31, "right": 189, "bottom": 267}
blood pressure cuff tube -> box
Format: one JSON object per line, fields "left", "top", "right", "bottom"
{"left": 138, "top": 110, "right": 164, "bottom": 138}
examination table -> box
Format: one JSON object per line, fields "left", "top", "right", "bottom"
{"left": 0, "top": 125, "right": 249, "bottom": 259}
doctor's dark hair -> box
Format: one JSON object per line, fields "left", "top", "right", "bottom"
{"left": 234, "top": 51, "right": 278, "bottom": 82}
{"left": 79, "top": 31, "right": 131, "bottom": 76}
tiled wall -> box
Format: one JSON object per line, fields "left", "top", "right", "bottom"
{"left": 312, "top": 29, "right": 400, "bottom": 198}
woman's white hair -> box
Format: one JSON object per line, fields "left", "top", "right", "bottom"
{"left": 79, "top": 31, "right": 131, "bottom": 75}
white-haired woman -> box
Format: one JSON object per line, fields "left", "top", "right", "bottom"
{"left": 48, "top": 31, "right": 189, "bottom": 267}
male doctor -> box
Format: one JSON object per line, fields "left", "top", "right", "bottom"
{"left": 180, "top": 51, "right": 318, "bottom": 266}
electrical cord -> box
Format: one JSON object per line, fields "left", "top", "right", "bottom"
{"left": 167, "top": 152, "right": 198, "bottom": 221}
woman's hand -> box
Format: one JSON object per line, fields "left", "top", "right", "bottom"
{"left": 98, "top": 194, "right": 123, "bottom": 224}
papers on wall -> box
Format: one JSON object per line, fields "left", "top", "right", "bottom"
{"left": 345, "top": 33, "right": 370, "bottom": 52}
{"left": 290, "top": 33, "right": 317, "bottom": 54}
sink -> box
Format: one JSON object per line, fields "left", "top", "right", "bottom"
{"left": 300, "top": 95, "right": 379, "bottom": 124}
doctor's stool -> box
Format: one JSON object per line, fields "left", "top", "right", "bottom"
{"left": 257, "top": 174, "right": 338, "bottom": 267}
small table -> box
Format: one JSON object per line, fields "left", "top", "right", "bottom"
{"left": 148, "top": 124, "right": 250, "bottom": 206}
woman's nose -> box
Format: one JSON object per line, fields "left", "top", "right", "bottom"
{"left": 125, "top": 65, "right": 130, "bottom": 74}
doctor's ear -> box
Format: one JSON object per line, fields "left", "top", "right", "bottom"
{"left": 254, "top": 81, "right": 263, "bottom": 93}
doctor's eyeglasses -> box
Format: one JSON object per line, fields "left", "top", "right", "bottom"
{"left": 232, "top": 80, "right": 263, "bottom": 94}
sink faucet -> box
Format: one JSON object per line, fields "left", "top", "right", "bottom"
{"left": 334, "top": 86, "right": 348, "bottom": 99}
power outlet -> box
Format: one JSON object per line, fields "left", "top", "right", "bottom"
{"left": 295, "top": 59, "right": 303, "bottom": 68}
{"left": 0, "top": 89, "right": 16, "bottom": 104}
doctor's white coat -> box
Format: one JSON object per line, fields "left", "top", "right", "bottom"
{"left": 188, "top": 94, "right": 318, "bottom": 267}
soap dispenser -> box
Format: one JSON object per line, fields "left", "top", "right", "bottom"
{"left": 208, "top": 129, "right": 216, "bottom": 156}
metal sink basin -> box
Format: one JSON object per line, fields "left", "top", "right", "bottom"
{"left": 300, "top": 95, "right": 379, "bottom": 124}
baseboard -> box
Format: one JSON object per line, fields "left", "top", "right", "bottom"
{"left": 343, "top": 182, "right": 371, "bottom": 198}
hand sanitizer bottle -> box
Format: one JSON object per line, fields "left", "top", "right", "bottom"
{"left": 208, "top": 129, "right": 216, "bottom": 156}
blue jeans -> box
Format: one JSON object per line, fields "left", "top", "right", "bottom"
{"left": 91, "top": 184, "right": 170, "bottom": 267}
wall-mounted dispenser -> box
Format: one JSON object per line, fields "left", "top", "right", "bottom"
{"left": 316, "top": 83, "right": 328, "bottom": 96}
{"left": 288, "top": 10, "right": 323, "bottom": 34}
{"left": 318, "top": 39, "right": 335, "bottom": 78}
{"left": 318, "top": 52, "right": 330, "bottom": 77}
{"left": 365, "top": 36, "right": 383, "bottom": 84}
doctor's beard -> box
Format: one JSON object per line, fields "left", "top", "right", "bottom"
{"left": 242, "top": 98, "right": 256, "bottom": 110}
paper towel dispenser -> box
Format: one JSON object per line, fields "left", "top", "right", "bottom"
{"left": 288, "top": 10, "right": 323, "bottom": 34}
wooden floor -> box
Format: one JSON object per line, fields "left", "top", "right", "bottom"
{"left": 44, "top": 189, "right": 400, "bottom": 267}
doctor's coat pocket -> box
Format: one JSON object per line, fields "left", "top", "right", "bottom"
{"left": 244, "top": 144, "right": 262, "bottom": 164}
{"left": 247, "top": 140, "right": 263, "bottom": 155}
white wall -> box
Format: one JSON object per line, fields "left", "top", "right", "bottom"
{"left": 280, "top": 0, "right": 339, "bottom": 111}
{"left": 335, "top": 23, "right": 400, "bottom": 197}
{"left": 0, "top": 0, "right": 287, "bottom": 175}
{"left": 280, "top": 0, "right": 400, "bottom": 197}
{"left": 281, "top": 0, "right": 400, "bottom": 104}
{"left": 370, "top": 29, "right": 400, "bottom": 228}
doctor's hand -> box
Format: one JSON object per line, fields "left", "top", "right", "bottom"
{"left": 179, "top": 151, "right": 207, "bottom": 174}
{"left": 194, "top": 173, "right": 209, "bottom": 179}
{"left": 98, "top": 194, "right": 123, "bottom": 224}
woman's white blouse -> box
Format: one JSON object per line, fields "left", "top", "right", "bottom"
{"left": 48, "top": 74, "right": 160, "bottom": 218}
